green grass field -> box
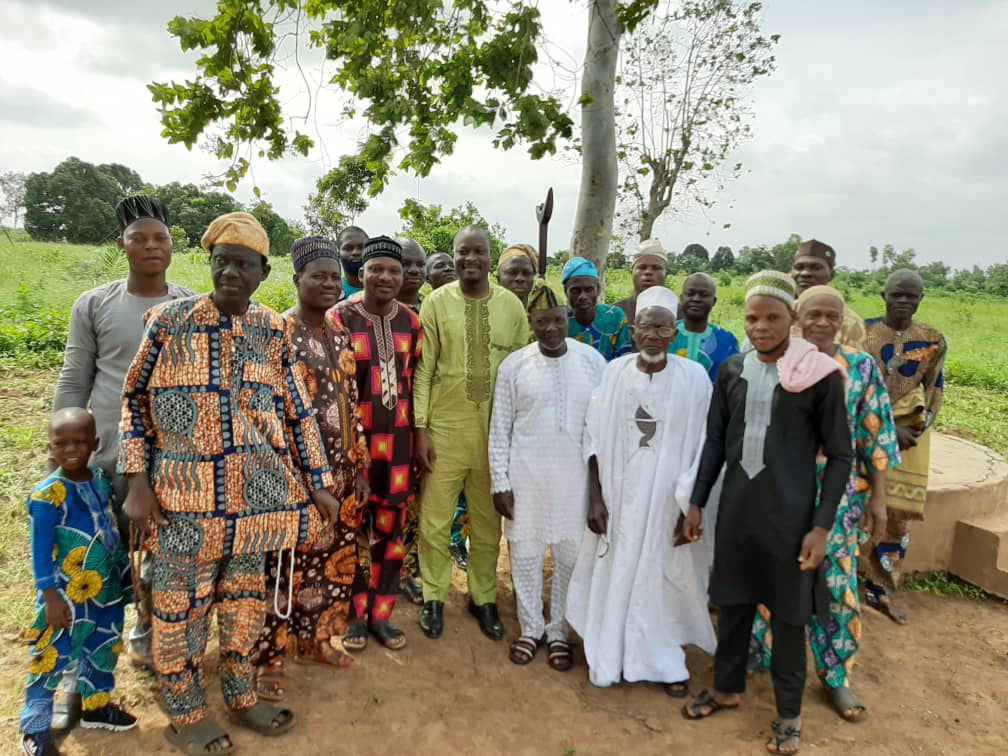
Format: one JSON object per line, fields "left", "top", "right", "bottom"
{"left": 1, "top": 237, "right": 1006, "bottom": 453}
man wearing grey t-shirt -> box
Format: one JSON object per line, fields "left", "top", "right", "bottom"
{"left": 51, "top": 195, "right": 192, "bottom": 727}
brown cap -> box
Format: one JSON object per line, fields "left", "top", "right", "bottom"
{"left": 797, "top": 238, "right": 836, "bottom": 269}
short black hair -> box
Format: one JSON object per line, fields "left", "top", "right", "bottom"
{"left": 338, "top": 225, "right": 368, "bottom": 243}
{"left": 117, "top": 195, "right": 170, "bottom": 232}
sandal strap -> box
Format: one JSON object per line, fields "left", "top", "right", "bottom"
{"left": 170, "top": 718, "right": 232, "bottom": 749}
{"left": 512, "top": 636, "right": 540, "bottom": 651}
{"left": 771, "top": 720, "right": 802, "bottom": 738}
{"left": 234, "top": 701, "right": 292, "bottom": 730}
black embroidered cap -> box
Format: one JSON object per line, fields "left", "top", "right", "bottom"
{"left": 362, "top": 235, "right": 403, "bottom": 265}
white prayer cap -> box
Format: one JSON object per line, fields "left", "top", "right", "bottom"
{"left": 635, "top": 285, "right": 679, "bottom": 317}
{"left": 630, "top": 239, "right": 668, "bottom": 267}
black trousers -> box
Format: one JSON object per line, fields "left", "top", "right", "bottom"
{"left": 714, "top": 603, "right": 806, "bottom": 719}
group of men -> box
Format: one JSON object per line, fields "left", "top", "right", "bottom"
{"left": 33, "top": 193, "right": 947, "bottom": 755}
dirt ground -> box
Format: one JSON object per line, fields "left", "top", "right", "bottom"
{"left": 4, "top": 565, "right": 1003, "bottom": 756}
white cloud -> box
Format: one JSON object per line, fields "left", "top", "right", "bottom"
{"left": 1, "top": 0, "right": 1004, "bottom": 267}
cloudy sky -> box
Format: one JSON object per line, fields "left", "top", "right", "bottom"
{"left": 1, "top": 0, "right": 1004, "bottom": 267}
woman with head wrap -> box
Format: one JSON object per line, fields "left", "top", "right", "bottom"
{"left": 496, "top": 244, "right": 538, "bottom": 307}
{"left": 748, "top": 285, "right": 900, "bottom": 724}
{"left": 252, "top": 236, "right": 371, "bottom": 699}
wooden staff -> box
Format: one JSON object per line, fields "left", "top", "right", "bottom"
{"left": 535, "top": 187, "right": 554, "bottom": 279}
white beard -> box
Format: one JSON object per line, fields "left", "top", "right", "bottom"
{"left": 637, "top": 351, "right": 668, "bottom": 365}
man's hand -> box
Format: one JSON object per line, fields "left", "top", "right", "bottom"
{"left": 587, "top": 494, "right": 609, "bottom": 536}
{"left": 312, "top": 489, "right": 341, "bottom": 529}
{"left": 864, "top": 486, "right": 889, "bottom": 544}
{"left": 414, "top": 428, "right": 436, "bottom": 475}
{"left": 683, "top": 505, "right": 704, "bottom": 542}
{"left": 798, "top": 526, "right": 830, "bottom": 571}
{"left": 123, "top": 473, "right": 166, "bottom": 541}
{"left": 896, "top": 425, "right": 921, "bottom": 450}
{"left": 43, "top": 588, "right": 71, "bottom": 630}
{"left": 493, "top": 491, "right": 515, "bottom": 520}
{"left": 354, "top": 470, "right": 371, "bottom": 506}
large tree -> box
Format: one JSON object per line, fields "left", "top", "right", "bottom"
{"left": 149, "top": 0, "right": 660, "bottom": 271}
{"left": 248, "top": 199, "right": 298, "bottom": 256}
{"left": 616, "top": 0, "right": 776, "bottom": 241}
{"left": 155, "top": 181, "right": 243, "bottom": 246}
{"left": 397, "top": 198, "right": 507, "bottom": 265}
{"left": 23, "top": 158, "right": 141, "bottom": 243}
{"left": 303, "top": 155, "right": 374, "bottom": 239}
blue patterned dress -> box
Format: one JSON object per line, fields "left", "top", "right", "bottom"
{"left": 750, "top": 346, "right": 900, "bottom": 688}
{"left": 20, "top": 468, "right": 131, "bottom": 735}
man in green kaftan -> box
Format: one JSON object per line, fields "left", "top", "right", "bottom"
{"left": 414, "top": 226, "right": 529, "bottom": 641}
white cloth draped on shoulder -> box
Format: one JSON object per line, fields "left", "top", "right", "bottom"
{"left": 566, "top": 353, "right": 717, "bottom": 687}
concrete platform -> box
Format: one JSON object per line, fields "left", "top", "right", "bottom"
{"left": 902, "top": 433, "right": 1008, "bottom": 598}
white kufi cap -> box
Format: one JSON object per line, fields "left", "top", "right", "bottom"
{"left": 635, "top": 285, "right": 679, "bottom": 316}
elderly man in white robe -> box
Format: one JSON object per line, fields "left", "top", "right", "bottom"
{"left": 566, "top": 285, "right": 716, "bottom": 695}
{"left": 490, "top": 284, "right": 607, "bottom": 671}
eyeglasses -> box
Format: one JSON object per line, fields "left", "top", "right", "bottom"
{"left": 631, "top": 325, "right": 677, "bottom": 338}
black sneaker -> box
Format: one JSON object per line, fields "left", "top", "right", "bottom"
{"left": 21, "top": 732, "right": 59, "bottom": 756}
{"left": 80, "top": 703, "right": 138, "bottom": 732}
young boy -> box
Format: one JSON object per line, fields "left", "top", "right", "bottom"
{"left": 683, "top": 271, "right": 853, "bottom": 754}
{"left": 21, "top": 407, "right": 137, "bottom": 756}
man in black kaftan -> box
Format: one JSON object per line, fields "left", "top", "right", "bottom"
{"left": 683, "top": 270, "right": 853, "bottom": 754}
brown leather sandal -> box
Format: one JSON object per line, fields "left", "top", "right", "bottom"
{"left": 254, "top": 660, "right": 286, "bottom": 701}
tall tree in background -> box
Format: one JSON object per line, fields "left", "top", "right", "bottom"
{"left": 570, "top": 0, "right": 623, "bottom": 267}
{"left": 397, "top": 198, "right": 507, "bottom": 266}
{"left": 616, "top": 0, "right": 777, "bottom": 241}
{"left": 23, "top": 158, "right": 141, "bottom": 243}
{"left": 248, "top": 199, "right": 299, "bottom": 256}
{"left": 303, "top": 155, "right": 374, "bottom": 239}
{"left": 155, "top": 182, "right": 243, "bottom": 247}
{"left": 149, "top": 0, "right": 663, "bottom": 272}
{"left": 710, "top": 245, "right": 734, "bottom": 271}
{"left": 0, "top": 172, "right": 27, "bottom": 228}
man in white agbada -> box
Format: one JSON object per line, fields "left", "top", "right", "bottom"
{"left": 490, "top": 283, "right": 607, "bottom": 670}
{"left": 566, "top": 285, "right": 717, "bottom": 692}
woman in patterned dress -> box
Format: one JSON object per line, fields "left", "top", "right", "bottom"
{"left": 749, "top": 285, "right": 900, "bottom": 723}
{"left": 253, "top": 237, "right": 370, "bottom": 700}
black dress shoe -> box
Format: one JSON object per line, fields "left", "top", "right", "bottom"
{"left": 468, "top": 598, "right": 504, "bottom": 641}
{"left": 420, "top": 600, "right": 444, "bottom": 639}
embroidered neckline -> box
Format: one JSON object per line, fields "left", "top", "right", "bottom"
{"left": 351, "top": 301, "right": 400, "bottom": 410}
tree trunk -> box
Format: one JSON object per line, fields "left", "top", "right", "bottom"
{"left": 570, "top": 0, "right": 622, "bottom": 273}
{"left": 639, "top": 206, "right": 659, "bottom": 241}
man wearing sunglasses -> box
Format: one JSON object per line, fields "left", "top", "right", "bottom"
{"left": 566, "top": 285, "right": 716, "bottom": 694}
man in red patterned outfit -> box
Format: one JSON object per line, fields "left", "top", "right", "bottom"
{"left": 330, "top": 236, "right": 423, "bottom": 651}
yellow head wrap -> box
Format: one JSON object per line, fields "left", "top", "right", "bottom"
{"left": 201, "top": 212, "right": 270, "bottom": 258}
{"left": 498, "top": 243, "right": 538, "bottom": 271}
